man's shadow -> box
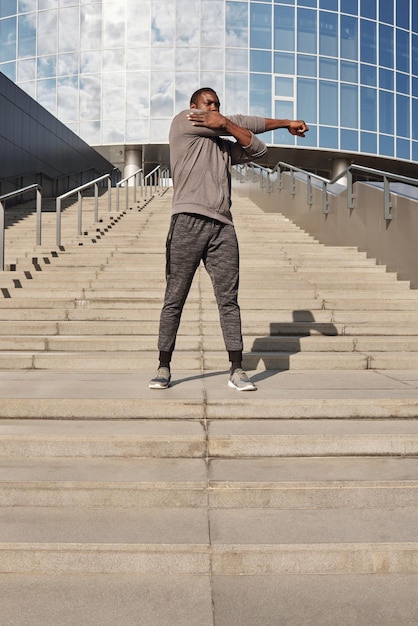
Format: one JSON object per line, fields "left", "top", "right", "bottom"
{"left": 245, "top": 310, "right": 338, "bottom": 381}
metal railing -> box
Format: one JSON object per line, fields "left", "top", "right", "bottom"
{"left": 55, "top": 173, "right": 112, "bottom": 247}
{"left": 143, "top": 165, "right": 160, "bottom": 197}
{"left": 235, "top": 161, "right": 418, "bottom": 220}
{"left": 0, "top": 184, "right": 42, "bottom": 271}
{"left": 116, "top": 169, "right": 142, "bottom": 212}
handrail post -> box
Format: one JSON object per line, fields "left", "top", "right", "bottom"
{"left": 94, "top": 182, "right": 99, "bottom": 222}
{"left": 116, "top": 185, "right": 120, "bottom": 212}
{"left": 322, "top": 182, "right": 329, "bottom": 214}
{"left": 77, "top": 190, "right": 82, "bottom": 236}
{"left": 107, "top": 177, "right": 112, "bottom": 212}
{"left": 347, "top": 169, "right": 354, "bottom": 209}
{"left": 36, "top": 187, "right": 42, "bottom": 246}
{"left": 125, "top": 182, "right": 129, "bottom": 210}
{"left": 290, "top": 169, "right": 296, "bottom": 197}
{"left": 56, "top": 197, "right": 62, "bottom": 247}
{"left": 384, "top": 176, "right": 393, "bottom": 219}
{"left": 0, "top": 199, "right": 5, "bottom": 271}
{"left": 307, "top": 175, "right": 313, "bottom": 206}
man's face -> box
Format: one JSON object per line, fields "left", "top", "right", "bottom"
{"left": 191, "top": 91, "right": 220, "bottom": 111}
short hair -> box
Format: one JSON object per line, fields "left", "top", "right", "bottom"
{"left": 190, "top": 87, "right": 217, "bottom": 106}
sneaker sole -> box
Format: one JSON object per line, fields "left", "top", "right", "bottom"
{"left": 149, "top": 382, "right": 170, "bottom": 389}
{"left": 228, "top": 380, "right": 257, "bottom": 391}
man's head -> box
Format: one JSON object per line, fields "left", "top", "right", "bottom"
{"left": 190, "top": 88, "right": 220, "bottom": 111}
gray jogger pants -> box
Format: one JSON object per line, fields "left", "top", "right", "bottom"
{"left": 158, "top": 212, "right": 243, "bottom": 353}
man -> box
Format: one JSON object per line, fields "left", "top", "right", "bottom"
{"left": 149, "top": 87, "right": 308, "bottom": 390}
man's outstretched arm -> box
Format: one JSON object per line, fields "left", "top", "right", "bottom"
{"left": 264, "top": 118, "right": 309, "bottom": 137}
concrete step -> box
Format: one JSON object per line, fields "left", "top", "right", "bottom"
{"left": 1, "top": 507, "right": 418, "bottom": 575}
{"left": 1, "top": 455, "right": 418, "bottom": 508}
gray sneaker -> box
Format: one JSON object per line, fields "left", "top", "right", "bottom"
{"left": 149, "top": 367, "right": 171, "bottom": 389}
{"left": 228, "top": 368, "right": 257, "bottom": 391}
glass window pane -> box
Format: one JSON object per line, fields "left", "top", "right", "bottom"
{"left": 360, "top": 18, "right": 376, "bottom": 64}
{"left": 126, "top": 71, "right": 150, "bottom": 117}
{"left": 380, "top": 68, "right": 394, "bottom": 91}
{"left": 361, "top": 64, "right": 376, "bottom": 86}
{"left": 397, "top": 94, "right": 409, "bottom": 138}
{"left": 396, "top": 0, "right": 409, "bottom": 29}
{"left": 360, "top": 0, "right": 376, "bottom": 20}
{"left": 57, "top": 76, "right": 78, "bottom": 122}
{"left": 0, "top": 61, "right": 16, "bottom": 81}
{"left": 298, "top": 0, "right": 316, "bottom": 7}
{"left": 150, "top": 72, "right": 174, "bottom": 117}
{"left": 396, "top": 29, "right": 409, "bottom": 73}
{"left": 361, "top": 131, "right": 377, "bottom": 154}
{"left": 340, "top": 129, "right": 358, "bottom": 151}
{"left": 81, "top": 5, "right": 102, "bottom": 51}
{"left": 397, "top": 72, "right": 409, "bottom": 95}
{"left": 1, "top": 0, "right": 16, "bottom": 18}
{"left": 319, "top": 57, "right": 337, "bottom": 79}
{"left": 320, "top": 126, "right": 338, "bottom": 149}
{"left": 201, "top": 1, "right": 224, "bottom": 47}
{"left": 379, "top": 134, "right": 394, "bottom": 156}
{"left": 226, "top": 48, "right": 248, "bottom": 71}
{"left": 274, "top": 52, "right": 295, "bottom": 74}
{"left": 298, "top": 54, "right": 316, "bottom": 76}
{"left": 341, "top": 60, "right": 358, "bottom": 82}
{"left": 413, "top": 99, "right": 418, "bottom": 139}
{"left": 360, "top": 86, "right": 377, "bottom": 130}
{"left": 275, "top": 76, "right": 293, "bottom": 97}
{"left": 274, "top": 100, "right": 295, "bottom": 145}
{"left": 340, "top": 83, "right": 358, "bottom": 127}
{"left": 225, "top": 72, "right": 248, "bottom": 115}
{"left": 58, "top": 7, "right": 79, "bottom": 53}
{"left": 341, "top": 0, "right": 358, "bottom": 16}
{"left": 319, "top": 80, "right": 338, "bottom": 124}
{"left": 176, "top": 0, "right": 199, "bottom": 46}
{"left": 17, "top": 57, "right": 35, "bottom": 81}
{"left": 38, "top": 55, "right": 56, "bottom": 78}
{"left": 251, "top": 3, "right": 272, "bottom": 49}
{"left": 38, "top": 10, "right": 57, "bottom": 55}
{"left": 250, "top": 72, "right": 271, "bottom": 116}
{"left": 379, "top": 0, "right": 393, "bottom": 25}
{"left": 297, "top": 8, "right": 317, "bottom": 54}
{"left": 37, "top": 78, "right": 57, "bottom": 114}
{"left": 396, "top": 138, "right": 410, "bottom": 160}
{"left": 340, "top": 15, "right": 358, "bottom": 60}
{"left": 379, "top": 90, "right": 394, "bottom": 134}
{"left": 274, "top": 5, "right": 294, "bottom": 51}
{"left": 0, "top": 17, "right": 16, "bottom": 62}
{"left": 18, "top": 13, "right": 36, "bottom": 57}
{"left": 297, "top": 77, "right": 317, "bottom": 123}
{"left": 126, "top": 1, "right": 150, "bottom": 48}
{"left": 319, "top": 11, "right": 338, "bottom": 57}
{"left": 151, "top": 1, "right": 174, "bottom": 47}
{"left": 251, "top": 50, "right": 272, "bottom": 73}
{"left": 379, "top": 24, "right": 394, "bottom": 68}
{"left": 226, "top": 1, "right": 248, "bottom": 48}
{"left": 80, "top": 75, "right": 101, "bottom": 119}
{"left": 319, "top": 0, "right": 337, "bottom": 8}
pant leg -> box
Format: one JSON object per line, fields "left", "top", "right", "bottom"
{"left": 203, "top": 222, "right": 243, "bottom": 352}
{"left": 158, "top": 214, "right": 210, "bottom": 353}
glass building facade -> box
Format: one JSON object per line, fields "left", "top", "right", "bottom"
{"left": 1, "top": 0, "right": 418, "bottom": 170}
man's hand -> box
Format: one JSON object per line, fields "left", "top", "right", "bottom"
{"left": 287, "top": 120, "right": 309, "bottom": 137}
{"left": 186, "top": 110, "right": 227, "bottom": 130}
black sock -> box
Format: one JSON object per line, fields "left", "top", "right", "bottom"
{"left": 159, "top": 351, "right": 172, "bottom": 370}
{"left": 228, "top": 350, "right": 242, "bottom": 374}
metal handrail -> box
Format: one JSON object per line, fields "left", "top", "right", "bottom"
{"left": 116, "top": 169, "right": 142, "bottom": 212}
{"left": 0, "top": 184, "right": 42, "bottom": 271}
{"left": 55, "top": 173, "right": 112, "bottom": 247}
{"left": 143, "top": 165, "right": 160, "bottom": 197}
{"left": 237, "top": 161, "right": 418, "bottom": 220}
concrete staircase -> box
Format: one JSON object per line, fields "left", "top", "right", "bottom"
{"left": 1, "top": 188, "right": 418, "bottom": 625}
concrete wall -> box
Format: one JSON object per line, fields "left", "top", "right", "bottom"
{"left": 0, "top": 72, "right": 115, "bottom": 196}
{"left": 233, "top": 170, "right": 418, "bottom": 289}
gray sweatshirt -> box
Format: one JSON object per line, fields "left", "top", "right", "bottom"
{"left": 169, "top": 111, "right": 267, "bottom": 225}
